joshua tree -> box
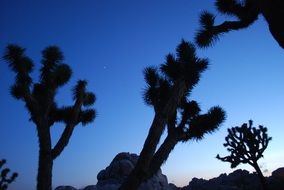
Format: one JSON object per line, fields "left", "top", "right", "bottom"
{"left": 3, "top": 45, "right": 96, "bottom": 190}
{"left": 119, "top": 40, "right": 226, "bottom": 190}
{"left": 217, "top": 120, "right": 271, "bottom": 190}
{"left": 195, "top": 0, "right": 284, "bottom": 49}
{"left": 0, "top": 159, "right": 18, "bottom": 190}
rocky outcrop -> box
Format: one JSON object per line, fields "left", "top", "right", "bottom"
{"left": 95, "top": 152, "right": 171, "bottom": 190}
{"left": 55, "top": 152, "right": 172, "bottom": 190}
{"left": 269, "top": 167, "right": 284, "bottom": 190}
{"left": 272, "top": 167, "right": 284, "bottom": 180}
{"left": 82, "top": 185, "right": 97, "bottom": 190}
{"left": 184, "top": 169, "right": 261, "bottom": 190}
{"left": 55, "top": 152, "right": 284, "bottom": 190}
{"left": 181, "top": 168, "right": 284, "bottom": 190}
{"left": 55, "top": 186, "right": 77, "bottom": 190}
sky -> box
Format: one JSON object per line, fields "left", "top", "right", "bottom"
{"left": 0, "top": 0, "right": 283, "bottom": 189}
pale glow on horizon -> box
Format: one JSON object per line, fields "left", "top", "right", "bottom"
{"left": 164, "top": 158, "right": 284, "bottom": 187}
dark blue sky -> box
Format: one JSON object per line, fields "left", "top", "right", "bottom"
{"left": 1, "top": 1, "right": 284, "bottom": 189}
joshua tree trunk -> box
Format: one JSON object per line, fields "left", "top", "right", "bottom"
{"left": 261, "top": 0, "right": 284, "bottom": 49}
{"left": 119, "top": 132, "right": 179, "bottom": 190}
{"left": 119, "top": 81, "right": 187, "bottom": 190}
{"left": 148, "top": 132, "right": 179, "bottom": 177}
{"left": 253, "top": 162, "right": 267, "bottom": 190}
{"left": 37, "top": 124, "right": 53, "bottom": 190}
{"left": 118, "top": 113, "right": 168, "bottom": 190}
{"left": 137, "top": 80, "right": 187, "bottom": 169}
{"left": 37, "top": 150, "right": 53, "bottom": 190}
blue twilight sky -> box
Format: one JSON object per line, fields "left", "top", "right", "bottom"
{"left": 0, "top": 1, "right": 283, "bottom": 189}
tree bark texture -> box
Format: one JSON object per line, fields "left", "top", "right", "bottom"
{"left": 37, "top": 124, "right": 53, "bottom": 190}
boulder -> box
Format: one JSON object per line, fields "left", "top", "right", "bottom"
{"left": 55, "top": 186, "right": 77, "bottom": 190}
{"left": 268, "top": 167, "right": 284, "bottom": 190}
{"left": 168, "top": 183, "right": 180, "bottom": 190}
{"left": 186, "top": 169, "right": 261, "bottom": 190}
{"left": 83, "top": 185, "right": 97, "bottom": 190}
{"left": 272, "top": 167, "right": 284, "bottom": 180}
{"left": 96, "top": 152, "right": 172, "bottom": 190}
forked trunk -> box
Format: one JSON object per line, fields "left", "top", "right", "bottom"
{"left": 148, "top": 133, "right": 178, "bottom": 177}
{"left": 118, "top": 168, "right": 145, "bottom": 190}
{"left": 119, "top": 81, "right": 187, "bottom": 190}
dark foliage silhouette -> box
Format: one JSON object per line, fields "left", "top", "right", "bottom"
{"left": 0, "top": 159, "right": 18, "bottom": 190}
{"left": 217, "top": 120, "right": 271, "bottom": 190}
{"left": 195, "top": 0, "right": 284, "bottom": 49}
{"left": 119, "top": 40, "right": 225, "bottom": 190}
{"left": 3, "top": 45, "right": 96, "bottom": 190}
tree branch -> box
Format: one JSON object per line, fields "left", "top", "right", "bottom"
{"left": 51, "top": 99, "right": 82, "bottom": 160}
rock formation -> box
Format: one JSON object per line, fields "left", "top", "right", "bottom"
{"left": 184, "top": 169, "right": 261, "bottom": 190}
{"left": 55, "top": 186, "right": 77, "bottom": 190}
{"left": 272, "top": 167, "right": 284, "bottom": 180}
{"left": 55, "top": 152, "right": 172, "bottom": 190}
{"left": 55, "top": 152, "right": 284, "bottom": 190}
{"left": 95, "top": 152, "right": 171, "bottom": 190}
{"left": 179, "top": 168, "right": 284, "bottom": 190}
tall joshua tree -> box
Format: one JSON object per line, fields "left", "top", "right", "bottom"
{"left": 3, "top": 45, "right": 96, "bottom": 190}
{"left": 195, "top": 0, "right": 284, "bottom": 49}
{"left": 217, "top": 120, "right": 271, "bottom": 190}
{"left": 119, "top": 40, "right": 226, "bottom": 190}
{"left": 0, "top": 159, "right": 18, "bottom": 190}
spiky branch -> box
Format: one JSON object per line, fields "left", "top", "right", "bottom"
{"left": 4, "top": 45, "right": 96, "bottom": 190}
{"left": 195, "top": 0, "right": 284, "bottom": 49}
{"left": 0, "top": 159, "right": 18, "bottom": 190}
{"left": 217, "top": 120, "right": 271, "bottom": 190}
{"left": 119, "top": 40, "right": 225, "bottom": 190}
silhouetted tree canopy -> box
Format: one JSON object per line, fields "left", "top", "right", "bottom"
{"left": 0, "top": 159, "right": 18, "bottom": 190}
{"left": 217, "top": 120, "right": 271, "bottom": 190}
{"left": 3, "top": 45, "right": 96, "bottom": 190}
{"left": 195, "top": 0, "right": 284, "bottom": 49}
{"left": 119, "top": 40, "right": 225, "bottom": 190}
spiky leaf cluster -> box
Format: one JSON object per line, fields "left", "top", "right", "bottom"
{"left": 195, "top": 0, "right": 259, "bottom": 48}
{"left": 195, "top": 11, "right": 219, "bottom": 47}
{"left": 185, "top": 106, "right": 226, "bottom": 141}
{"left": 3, "top": 45, "right": 34, "bottom": 100}
{"left": 3, "top": 45, "right": 96, "bottom": 127}
{"left": 0, "top": 159, "right": 18, "bottom": 190}
{"left": 40, "top": 46, "right": 71, "bottom": 87}
{"left": 217, "top": 120, "right": 272, "bottom": 168}
{"left": 144, "top": 40, "right": 225, "bottom": 141}
{"left": 144, "top": 40, "right": 208, "bottom": 110}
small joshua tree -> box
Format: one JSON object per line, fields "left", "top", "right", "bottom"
{"left": 217, "top": 120, "right": 271, "bottom": 190}
{"left": 3, "top": 45, "right": 96, "bottom": 190}
{"left": 195, "top": 0, "right": 284, "bottom": 49}
{"left": 119, "top": 40, "right": 226, "bottom": 190}
{"left": 0, "top": 159, "right": 18, "bottom": 190}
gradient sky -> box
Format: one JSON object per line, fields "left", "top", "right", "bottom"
{"left": 1, "top": 1, "right": 283, "bottom": 189}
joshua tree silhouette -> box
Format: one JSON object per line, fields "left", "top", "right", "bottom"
{"left": 119, "top": 40, "right": 225, "bottom": 190}
{"left": 0, "top": 159, "right": 18, "bottom": 190}
{"left": 195, "top": 0, "right": 284, "bottom": 49}
{"left": 217, "top": 120, "right": 271, "bottom": 190}
{"left": 3, "top": 45, "right": 96, "bottom": 190}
